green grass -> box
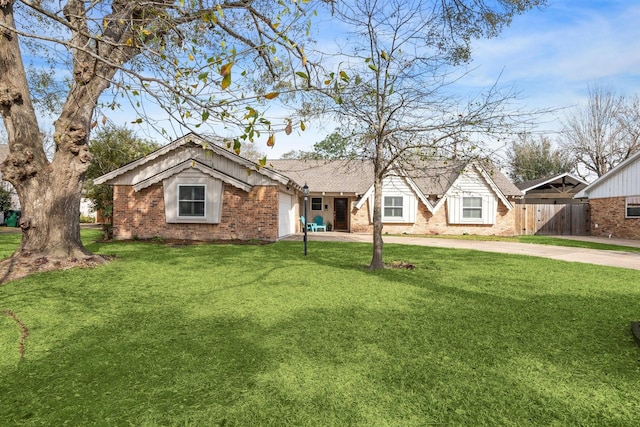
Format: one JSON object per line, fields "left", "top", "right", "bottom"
{"left": 392, "top": 232, "right": 640, "bottom": 253}
{"left": 518, "top": 235, "right": 640, "bottom": 252}
{"left": 1, "top": 233, "right": 640, "bottom": 425}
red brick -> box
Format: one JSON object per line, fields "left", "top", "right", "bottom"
{"left": 589, "top": 197, "right": 640, "bottom": 239}
{"left": 351, "top": 198, "right": 517, "bottom": 236}
{"left": 113, "top": 184, "right": 279, "bottom": 241}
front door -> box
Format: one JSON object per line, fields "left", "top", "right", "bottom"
{"left": 334, "top": 198, "right": 349, "bottom": 231}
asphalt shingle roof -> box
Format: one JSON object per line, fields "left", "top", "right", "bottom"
{"left": 268, "top": 158, "right": 521, "bottom": 197}
{"left": 267, "top": 159, "right": 374, "bottom": 194}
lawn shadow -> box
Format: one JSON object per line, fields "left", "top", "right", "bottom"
{"left": 0, "top": 306, "right": 273, "bottom": 425}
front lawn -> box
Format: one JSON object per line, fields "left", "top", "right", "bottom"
{"left": 392, "top": 232, "right": 640, "bottom": 253}
{"left": 1, "top": 234, "right": 639, "bottom": 425}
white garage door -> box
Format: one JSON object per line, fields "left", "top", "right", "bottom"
{"left": 278, "top": 192, "right": 295, "bottom": 238}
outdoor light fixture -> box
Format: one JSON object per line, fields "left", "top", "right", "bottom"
{"left": 303, "top": 183, "right": 309, "bottom": 256}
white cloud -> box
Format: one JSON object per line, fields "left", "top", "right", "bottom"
{"left": 463, "top": 1, "right": 640, "bottom": 111}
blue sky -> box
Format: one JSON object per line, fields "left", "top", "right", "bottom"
{"left": 4, "top": 1, "right": 638, "bottom": 160}
{"left": 464, "top": 1, "right": 640, "bottom": 110}
{"left": 265, "top": 0, "right": 640, "bottom": 157}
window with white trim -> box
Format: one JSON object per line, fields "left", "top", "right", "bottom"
{"left": 178, "top": 185, "right": 206, "bottom": 217}
{"left": 384, "top": 196, "right": 403, "bottom": 218}
{"left": 626, "top": 197, "right": 640, "bottom": 218}
{"left": 462, "top": 197, "right": 482, "bottom": 219}
{"left": 311, "top": 197, "right": 322, "bottom": 211}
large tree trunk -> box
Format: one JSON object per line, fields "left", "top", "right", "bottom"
{"left": 0, "top": 0, "right": 108, "bottom": 282}
{"left": 0, "top": 160, "right": 102, "bottom": 282}
{"left": 12, "top": 157, "right": 89, "bottom": 260}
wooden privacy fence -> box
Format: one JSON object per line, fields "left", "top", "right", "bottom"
{"left": 515, "top": 204, "right": 590, "bottom": 236}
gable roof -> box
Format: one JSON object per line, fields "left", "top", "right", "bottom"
{"left": 269, "top": 158, "right": 520, "bottom": 199}
{"left": 132, "top": 159, "right": 253, "bottom": 193}
{"left": 516, "top": 172, "right": 587, "bottom": 193}
{"left": 94, "top": 133, "right": 294, "bottom": 189}
{"left": 405, "top": 160, "right": 521, "bottom": 198}
{"left": 574, "top": 150, "right": 640, "bottom": 199}
{"left": 412, "top": 161, "right": 520, "bottom": 212}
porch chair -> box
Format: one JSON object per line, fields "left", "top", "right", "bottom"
{"left": 313, "top": 216, "right": 327, "bottom": 232}
{"left": 300, "top": 216, "right": 317, "bottom": 232}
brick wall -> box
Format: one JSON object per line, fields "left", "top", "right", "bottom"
{"left": 589, "top": 197, "right": 640, "bottom": 239}
{"left": 113, "top": 184, "right": 279, "bottom": 241}
{"left": 351, "top": 198, "right": 517, "bottom": 236}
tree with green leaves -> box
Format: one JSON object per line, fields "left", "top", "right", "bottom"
{"left": 281, "top": 130, "right": 361, "bottom": 160}
{"left": 0, "top": 0, "right": 321, "bottom": 281}
{"left": 507, "top": 134, "right": 573, "bottom": 183}
{"left": 85, "top": 125, "right": 160, "bottom": 238}
{"left": 321, "top": 0, "right": 546, "bottom": 270}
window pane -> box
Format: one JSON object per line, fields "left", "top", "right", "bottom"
{"left": 462, "top": 197, "right": 482, "bottom": 219}
{"left": 627, "top": 206, "right": 640, "bottom": 217}
{"left": 383, "top": 196, "right": 403, "bottom": 217}
{"left": 179, "top": 186, "right": 191, "bottom": 199}
{"left": 385, "top": 196, "right": 403, "bottom": 207}
{"left": 179, "top": 185, "right": 206, "bottom": 217}
{"left": 179, "top": 201, "right": 205, "bottom": 216}
{"left": 193, "top": 201, "right": 205, "bottom": 216}
{"left": 463, "top": 197, "right": 482, "bottom": 208}
{"left": 311, "top": 197, "right": 322, "bottom": 211}
{"left": 463, "top": 208, "right": 482, "bottom": 218}
{"left": 179, "top": 201, "right": 192, "bottom": 215}
{"left": 193, "top": 186, "right": 205, "bottom": 200}
{"left": 384, "top": 207, "right": 403, "bottom": 217}
{"left": 179, "top": 186, "right": 205, "bottom": 201}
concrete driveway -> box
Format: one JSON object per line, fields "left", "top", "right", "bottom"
{"left": 285, "top": 232, "right": 640, "bottom": 271}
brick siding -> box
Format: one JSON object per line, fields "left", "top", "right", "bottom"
{"left": 113, "top": 184, "right": 279, "bottom": 241}
{"left": 351, "top": 198, "right": 517, "bottom": 236}
{"left": 589, "top": 197, "right": 640, "bottom": 239}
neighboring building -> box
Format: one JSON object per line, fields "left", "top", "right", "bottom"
{"left": 95, "top": 133, "right": 523, "bottom": 241}
{"left": 516, "top": 173, "right": 588, "bottom": 205}
{"left": 575, "top": 151, "right": 640, "bottom": 239}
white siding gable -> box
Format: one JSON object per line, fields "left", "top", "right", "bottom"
{"left": 108, "top": 145, "right": 275, "bottom": 188}
{"left": 447, "top": 167, "right": 498, "bottom": 225}
{"left": 364, "top": 175, "right": 418, "bottom": 223}
{"left": 575, "top": 152, "right": 640, "bottom": 199}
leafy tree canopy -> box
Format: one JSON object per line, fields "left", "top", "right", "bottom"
{"left": 280, "top": 131, "right": 361, "bottom": 160}
{"left": 0, "top": 0, "right": 325, "bottom": 280}
{"left": 86, "top": 125, "right": 161, "bottom": 181}
{"left": 507, "top": 134, "right": 573, "bottom": 183}
{"left": 85, "top": 125, "right": 160, "bottom": 237}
